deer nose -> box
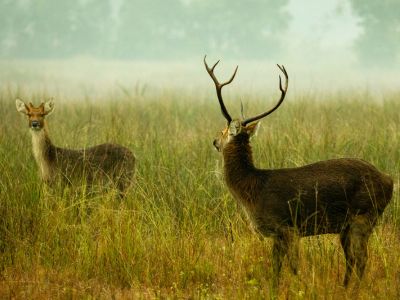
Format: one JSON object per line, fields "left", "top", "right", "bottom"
{"left": 31, "top": 121, "right": 40, "bottom": 128}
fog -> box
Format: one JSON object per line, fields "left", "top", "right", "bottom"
{"left": 1, "top": 0, "right": 399, "bottom": 94}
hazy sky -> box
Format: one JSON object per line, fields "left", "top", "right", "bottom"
{"left": 1, "top": 0, "right": 399, "bottom": 94}
{"left": 287, "top": 0, "right": 359, "bottom": 61}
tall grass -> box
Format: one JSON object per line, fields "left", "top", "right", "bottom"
{"left": 0, "top": 85, "right": 400, "bottom": 299}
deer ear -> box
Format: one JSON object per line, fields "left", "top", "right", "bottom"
{"left": 246, "top": 122, "right": 260, "bottom": 138}
{"left": 16, "top": 99, "right": 28, "bottom": 114}
{"left": 228, "top": 120, "right": 241, "bottom": 136}
{"left": 44, "top": 99, "right": 55, "bottom": 115}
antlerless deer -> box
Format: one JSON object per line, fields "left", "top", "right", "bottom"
{"left": 16, "top": 99, "right": 135, "bottom": 197}
{"left": 204, "top": 56, "right": 393, "bottom": 287}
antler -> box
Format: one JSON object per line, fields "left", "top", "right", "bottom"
{"left": 241, "top": 64, "right": 288, "bottom": 126}
{"left": 204, "top": 55, "right": 238, "bottom": 124}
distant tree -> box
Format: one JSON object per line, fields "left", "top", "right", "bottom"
{"left": 188, "top": 0, "right": 290, "bottom": 60}
{"left": 0, "top": 0, "right": 113, "bottom": 58}
{"left": 117, "top": 0, "right": 188, "bottom": 59}
{"left": 0, "top": 0, "right": 290, "bottom": 60}
{"left": 0, "top": 0, "right": 32, "bottom": 57}
{"left": 349, "top": 0, "right": 400, "bottom": 67}
{"left": 118, "top": 0, "right": 290, "bottom": 60}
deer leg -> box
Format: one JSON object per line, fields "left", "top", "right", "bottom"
{"left": 350, "top": 215, "right": 372, "bottom": 284}
{"left": 114, "top": 172, "right": 133, "bottom": 199}
{"left": 272, "top": 236, "right": 285, "bottom": 288}
{"left": 272, "top": 231, "right": 295, "bottom": 277}
{"left": 354, "top": 237, "right": 369, "bottom": 283}
{"left": 340, "top": 226, "right": 354, "bottom": 287}
{"left": 275, "top": 228, "right": 299, "bottom": 275}
{"left": 287, "top": 231, "right": 300, "bottom": 275}
{"left": 116, "top": 178, "right": 129, "bottom": 199}
{"left": 272, "top": 236, "right": 286, "bottom": 276}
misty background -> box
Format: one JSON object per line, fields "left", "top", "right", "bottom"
{"left": 0, "top": 0, "right": 399, "bottom": 95}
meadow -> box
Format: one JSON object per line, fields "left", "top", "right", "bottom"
{"left": 0, "top": 82, "right": 400, "bottom": 299}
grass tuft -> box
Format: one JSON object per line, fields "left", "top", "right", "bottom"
{"left": 1, "top": 86, "right": 399, "bottom": 298}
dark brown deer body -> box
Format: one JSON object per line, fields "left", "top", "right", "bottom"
{"left": 16, "top": 100, "right": 135, "bottom": 196}
{"left": 204, "top": 57, "right": 393, "bottom": 287}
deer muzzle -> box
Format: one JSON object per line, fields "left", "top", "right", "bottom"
{"left": 30, "top": 120, "right": 41, "bottom": 130}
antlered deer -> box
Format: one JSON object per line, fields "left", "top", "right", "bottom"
{"left": 204, "top": 56, "right": 393, "bottom": 287}
{"left": 16, "top": 99, "right": 135, "bottom": 197}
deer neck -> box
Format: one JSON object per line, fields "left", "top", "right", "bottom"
{"left": 30, "top": 122, "right": 54, "bottom": 181}
{"left": 222, "top": 133, "right": 258, "bottom": 198}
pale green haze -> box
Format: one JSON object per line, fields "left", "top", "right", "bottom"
{"left": 0, "top": 0, "right": 399, "bottom": 92}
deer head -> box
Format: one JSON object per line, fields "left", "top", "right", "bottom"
{"left": 16, "top": 99, "right": 54, "bottom": 131}
{"left": 204, "top": 56, "right": 288, "bottom": 152}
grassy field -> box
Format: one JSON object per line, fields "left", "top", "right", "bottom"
{"left": 1, "top": 84, "right": 400, "bottom": 299}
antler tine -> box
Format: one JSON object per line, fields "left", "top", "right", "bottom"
{"left": 241, "top": 64, "right": 288, "bottom": 126}
{"left": 277, "top": 64, "right": 288, "bottom": 93}
{"left": 221, "top": 65, "right": 238, "bottom": 87}
{"left": 204, "top": 55, "right": 238, "bottom": 123}
{"left": 210, "top": 60, "right": 220, "bottom": 72}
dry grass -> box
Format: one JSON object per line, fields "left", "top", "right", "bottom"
{"left": 1, "top": 85, "right": 400, "bottom": 299}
